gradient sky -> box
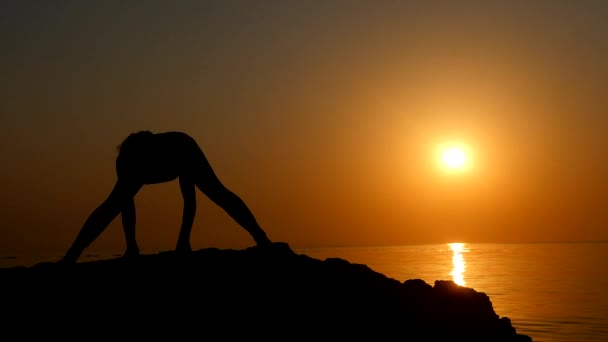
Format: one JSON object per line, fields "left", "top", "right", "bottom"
{"left": 1, "top": 1, "right": 607, "bottom": 255}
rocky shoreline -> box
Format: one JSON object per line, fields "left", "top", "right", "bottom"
{"left": 2, "top": 242, "right": 532, "bottom": 341}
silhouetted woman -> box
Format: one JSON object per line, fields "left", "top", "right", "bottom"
{"left": 60, "top": 131, "right": 271, "bottom": 263}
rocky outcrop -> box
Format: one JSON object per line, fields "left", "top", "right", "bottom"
{"left": 1, "top": 242, "right": 532, "bottom": 341}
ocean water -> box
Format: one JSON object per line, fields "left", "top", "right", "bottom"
{"left": 3, "top": 242, "right": 607, "bottom": 341}
{"left": 295, "top": 242, "right": 608, "bottom": 342}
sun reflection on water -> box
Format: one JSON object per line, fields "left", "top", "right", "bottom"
{"left": 448, "top": 243, "right": 468, "bottom": 286}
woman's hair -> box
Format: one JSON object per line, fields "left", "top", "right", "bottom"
{"left": 117, "top": 130, "right": 154, "bottom": 153}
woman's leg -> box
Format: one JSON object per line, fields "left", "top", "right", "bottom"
{"left": 60, "top": 180, "right": 142, "bottom": 263}
{"left": 121, "top": 195, "right": 140, "bottom": 257}
{"left": 192, "top": 158, "right": 271, "bottom": 246}
{"left": 176, "top": 176, "right": 196, "bottom": 252}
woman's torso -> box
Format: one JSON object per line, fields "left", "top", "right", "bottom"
{"left": 116, "top": 131, "right": 202, "bottom": 184}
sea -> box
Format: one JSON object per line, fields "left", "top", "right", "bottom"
{"left": 2, "top": 241, "right": 607, "bottom": 342}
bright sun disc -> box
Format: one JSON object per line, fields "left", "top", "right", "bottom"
{"left": 438, "top": 144, "right": 470, "bottom": 172}
{"left": 443, "top": 147, "right": 466, "bottom": 168}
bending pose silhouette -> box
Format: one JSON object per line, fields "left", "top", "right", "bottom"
{"left": 60, "top": 131, "right": 271, "bottom": 263}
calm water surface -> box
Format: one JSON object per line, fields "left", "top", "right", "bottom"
{"left": 3, "top": 242, "right": 607, "bottom": 341}
{"left": 296, "top": 242, "right": 608, "bottom": 342}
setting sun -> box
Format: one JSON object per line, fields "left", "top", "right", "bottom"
{"left": 437, "top": 143, "right": 471, "bottom": 172}
{"left": 443, "top": 147, "right": 466, "bottom": 168}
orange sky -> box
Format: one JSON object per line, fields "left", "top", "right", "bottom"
{"left": 1, "top": 1, "right": 607, "bottom": 255}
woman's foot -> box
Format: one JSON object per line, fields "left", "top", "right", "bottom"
{"left": 122, "top": 247, "right": 140, "bottom": 260}
{"left": 255, "top": 235, "right": 272, "bottom": 247}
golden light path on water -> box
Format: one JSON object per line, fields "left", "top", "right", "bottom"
{"left": 448, "top": 243, "right": 468, "bottom": 286}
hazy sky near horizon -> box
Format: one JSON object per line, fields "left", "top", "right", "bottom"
{"left": 1, "top": 1, "right": 607, "bottom": 254}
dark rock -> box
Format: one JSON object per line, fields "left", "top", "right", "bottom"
{"left": 0, "top": 242, "right": 532, "bottom": 341}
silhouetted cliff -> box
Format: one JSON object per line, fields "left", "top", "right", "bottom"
{"left": 2, "top": 242, "right": 532, "bottom": 341}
